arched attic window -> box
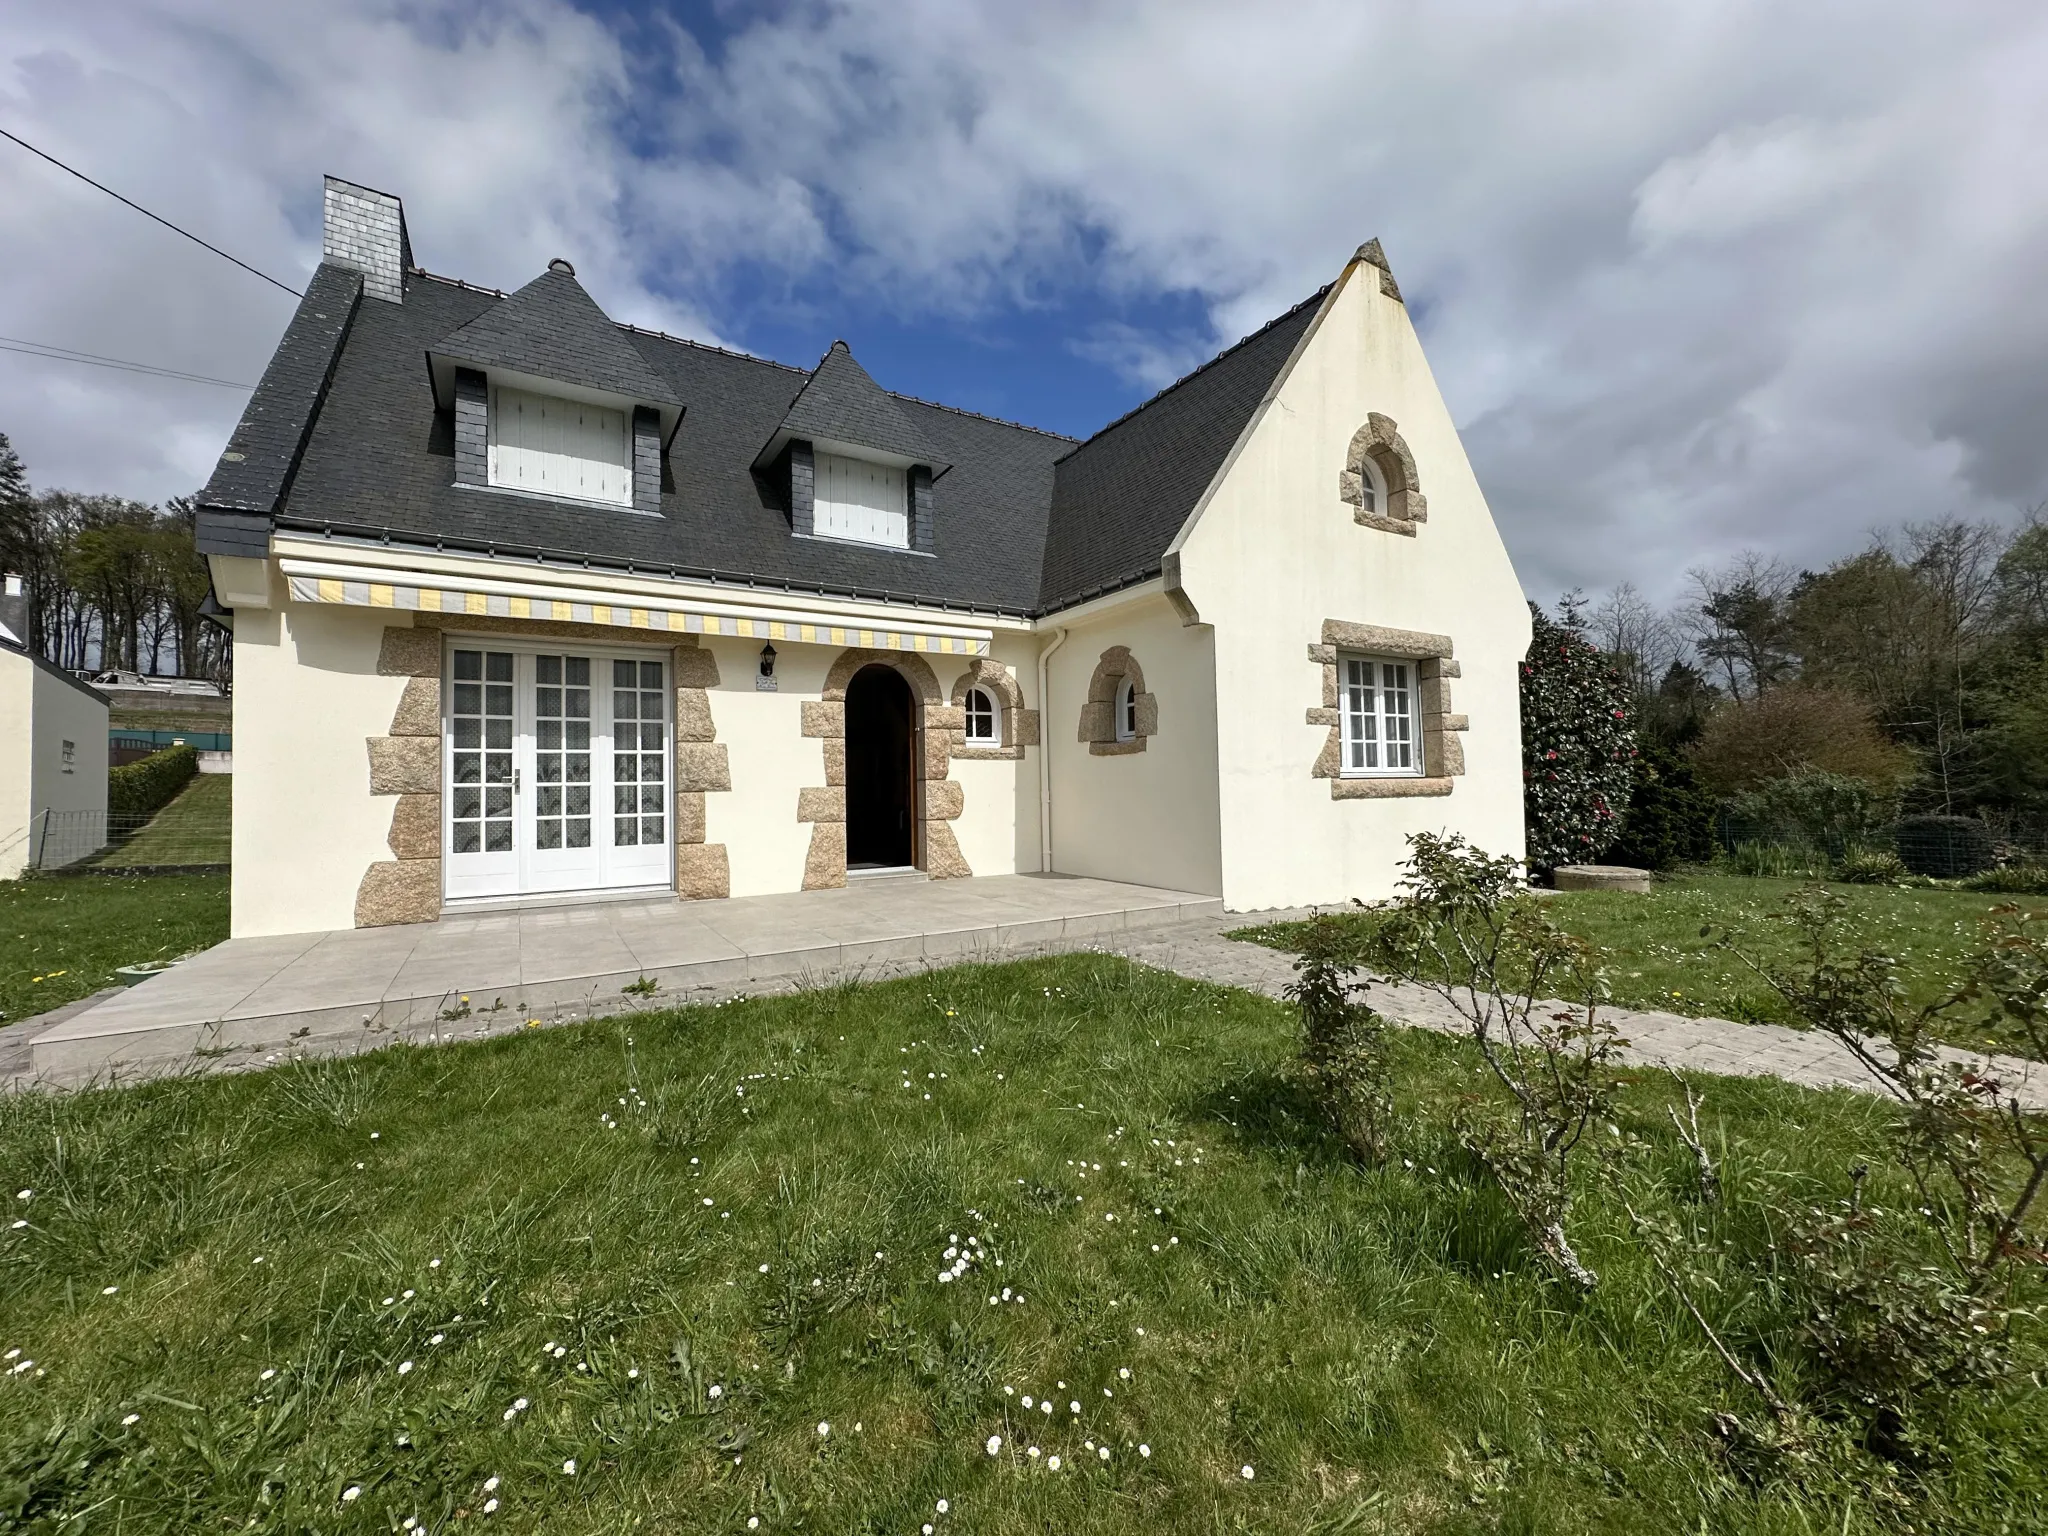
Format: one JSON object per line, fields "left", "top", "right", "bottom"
{"left": 1339, "top": 413, "right": 1427, "bottom": 536}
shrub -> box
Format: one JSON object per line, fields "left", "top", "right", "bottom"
{"left": 1894, "top": 815, "right": 1994, "bottom": 879}
{"left": 1690, "top": 687, "right": 1914, "bottom": 799}
{"left": 1521, "top": 603, "right": 1637, "bottom": 873}
{"left": 107, "top": 743, "right": 199, "bottom": 821}
{"left": 1364, "top": 833, "right": 1621, "bottom": 1289}
{"left": 1606, "top": 737, "right": 1716, "bottom": 870}
{"left": 1724, "top": 772, "right": 1895, "bottom": 858}
{"left": 1286, "top": 913, "right": 1395, "bottom": 1164}
{"left": 1835, "top": 850, "right": 1908, "bottom": 884}
{"left": 1716, "top": 894, "right": 2047, "bottom": 1437}
{"left": 1964, "top": 861, "right": 2048, "bottom": 894}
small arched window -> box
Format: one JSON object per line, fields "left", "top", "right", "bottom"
{"left": 963, "top": 684, "right": 1001, "bottom": 745}
{"left": 1357, "top": 456, "right": 1386, "bottom": 516}
{"left": 1114, "top": 677, "right": 1137, "bottom": 742}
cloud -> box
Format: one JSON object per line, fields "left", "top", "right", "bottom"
{"left": 4, "top": 0, "right": 2046, "bottom": 610}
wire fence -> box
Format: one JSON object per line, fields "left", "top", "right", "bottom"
{"left": 1715, "top": 810, "right": 2048, "bottom": 882}
{"left": 24, "top": 806, "right": 230, "bottom": 874}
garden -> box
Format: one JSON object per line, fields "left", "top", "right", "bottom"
{"left": 2, "top": 910, "right": 2043, "bottom": 1533}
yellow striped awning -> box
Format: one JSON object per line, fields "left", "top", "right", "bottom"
{"left": 280, "top": 565, "right": 993, "bottom": 656}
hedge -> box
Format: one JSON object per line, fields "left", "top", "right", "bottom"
{"left": 108, "top": 743, "right": 200, "bottom": 821}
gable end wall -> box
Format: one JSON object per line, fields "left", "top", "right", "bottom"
{"left": 1175, "top": 262, "right": 1532, "bottom": 910}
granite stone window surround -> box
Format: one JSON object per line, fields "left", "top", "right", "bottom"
{"left": 1306, "top": 620, "right": 1468, "bottom": 799}
{"left": 1078, "top": 646, "right": 1157, "bottom": 756}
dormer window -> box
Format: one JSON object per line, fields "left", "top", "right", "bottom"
{"left": 488, "top": 386, "right": 632, "bottom": 507}
{"left": 814, "top": 451, "right": 908, "bottom": 549}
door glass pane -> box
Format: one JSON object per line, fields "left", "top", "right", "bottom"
{"left": 534, "top": 654, "right": 592, "bottom": 852}
{"left": 450, "top": 649, "right": 515, "bottom": 853}
{"left": 612, "top": 657, "right": 667, "bottom": 848}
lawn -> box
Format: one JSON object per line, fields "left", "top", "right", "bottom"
{"left": 0, "top": 872, "right": 228, "bottom": 1025}
{"left": 1235, "top": 873, "right": 2044, "bottom": 1059}
{"left": 2, "top": 953, "right": 2041, "bottom": 1532}
{"left": 96, "top": 773, "right": 232, "bottom": 869}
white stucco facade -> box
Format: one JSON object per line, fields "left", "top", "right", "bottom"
{"left": 1, "top": 644, "right": 110, "bottom": 879}
{"left": 229, "top": 591, "right": 410, "bottom": 936}
{"left": 210, "top": 243, "right": 1527, "bottom": 938}
{"left": 1172, "top": 257, "right": 1531, "bottom": 909}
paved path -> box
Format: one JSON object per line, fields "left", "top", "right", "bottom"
{"left": 10, "top": 896, "right": 2044, "bottom": 1108}
{"left": 1106, "top": 916, "right": 2048, "bottom": 1108}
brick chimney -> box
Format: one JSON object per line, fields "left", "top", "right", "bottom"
{"left": 321, "top": 175, "right": 411, "bottom": 303}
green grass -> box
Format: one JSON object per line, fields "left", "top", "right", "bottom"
{"left": 0, "top": 872, "right": 228, "bottom": 1025}
{"left": 95, "top": 774, "right": 232, "bottom": 869}
{"left": 1, "top": 954, "right": 2041, "bottom": 1532}
{"left": 1236, "top": 872, "right": 2044, "bottom": 1060}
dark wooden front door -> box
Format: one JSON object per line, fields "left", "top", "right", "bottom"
{"left": 845, "top": 664, "right": 916, "bottom": 868}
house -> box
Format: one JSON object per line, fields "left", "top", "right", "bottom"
{"left": 1, "top": 576, "right": 110, "bottom": 878}
{"left": 195, "top": 177, "right": 1530, "bottom": 939}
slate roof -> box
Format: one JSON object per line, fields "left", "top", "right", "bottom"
{"left": 759, "top": 340, "right": 946, "bottom": 472}
{"left": 1037, "top": 288, "right": 1326, "bottom": 610}
{"left": 429, "top": 265, "right": 680, "bottom": 409}
{"left": 200, "top": 260, "right": 1334, "bottom": 617}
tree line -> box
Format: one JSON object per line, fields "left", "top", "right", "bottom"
{"left": 1571, "top": 509, "right": 2048, "bottom": 855}
{"left": 0, "top": 430, "right": 227, "bottom": 683}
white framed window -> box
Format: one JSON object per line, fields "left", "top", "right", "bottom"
{"left": 963, "top": 685, "right": 1001, "bottom": 745}
{"left": 488, "top": 385, "right": 632, "bottom": 507}
{"left": 1114, "top": 677, "right": 1137, "bottom": 742}
{"left": 1357, "top": 456, "right": 1387, "bottom": 516}
{"left": 1339, "top": 655, "right": 1418, "bottom": 775}
{"left": 815, "top": 451, "right": 908, "bottom": 548}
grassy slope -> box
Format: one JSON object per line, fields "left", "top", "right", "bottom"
{"left": 1236, "top": 874, "right": 2041, "bottom": 1059}
{"left": 1, "top": 955, "right": 2040, "bottom": 1533}
{"left": 0, "top": 872, "right": 228, "bottom": 1024}
{"left": 97, "top": 773, "right": 232, "bottom": 868}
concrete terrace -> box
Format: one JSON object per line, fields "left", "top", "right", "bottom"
{"left": 27, "top": 874, "right": 1221, "bottom": 1084}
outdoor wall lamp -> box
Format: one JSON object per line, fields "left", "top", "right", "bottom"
{"left": 758, "top": 641, "right": 777, "bottom": 679}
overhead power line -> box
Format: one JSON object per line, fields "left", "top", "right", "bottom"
{"left": 0, "top": 335, "right": 254, "bottom": 390}
{"left": 0, "top": 126, "right": 303, "bottom": 298}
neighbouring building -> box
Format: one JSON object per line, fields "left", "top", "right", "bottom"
{"left": 1, "top": 576, "right": 110, "bottom": 878}
{"left": 195, "top": 176, "right": 1530, "bottom": 939}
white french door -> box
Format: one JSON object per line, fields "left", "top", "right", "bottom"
{"left": 443, "top": 641, "right": 671, "bottom": 900}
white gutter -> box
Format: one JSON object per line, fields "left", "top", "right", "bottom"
{"left": 1036, "top": 626, "right": 1067, "bottom": 873}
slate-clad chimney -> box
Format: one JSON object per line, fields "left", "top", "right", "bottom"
{"left": 0, "top": 572, "right": 26, "bottom": 646}
{"left": 322, "top": 175, "right": 411, "bottom": 304}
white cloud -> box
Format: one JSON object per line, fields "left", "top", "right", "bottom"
{"left": 4, "top": 0, "right": 2046, "bottom": 608}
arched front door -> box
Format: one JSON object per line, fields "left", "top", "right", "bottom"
{"left": 845, "top": 663, "right": 917, "bottom": 870}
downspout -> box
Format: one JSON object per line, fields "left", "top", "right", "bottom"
{"left": 1036, "top": 626, "right": 1067, "bottom": 873}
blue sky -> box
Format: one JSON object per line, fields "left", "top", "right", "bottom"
{"left": 4, "top": 0, "right": 2046, "bottom": 608}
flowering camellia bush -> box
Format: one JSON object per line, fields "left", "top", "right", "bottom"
{"left": 1521, "top": 602, "right": 1637, "bottom": 873}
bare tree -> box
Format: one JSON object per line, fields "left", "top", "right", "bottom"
{"left": 1591, "top": 581, "right": 1682, "bottom": 698}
